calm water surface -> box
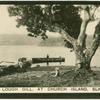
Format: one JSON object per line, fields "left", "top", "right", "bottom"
{"left": 0, "top": 46, "right": 99, "bottom": 67}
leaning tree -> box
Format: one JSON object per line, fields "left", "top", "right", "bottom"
{"left": 8, "top": 4, "right": 100, "bottom": 72}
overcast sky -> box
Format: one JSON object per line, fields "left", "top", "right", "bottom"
{"left": 0, "top": 5, "right": 28, "bottom": 34}
{"left": 0, "top": 5, "right": 100, "bottom": 36}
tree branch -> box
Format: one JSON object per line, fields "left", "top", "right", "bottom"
{"left": 88, "top": 21, "right": 100, "bottom": 61}
{"left": 55, "top": 26, "right": 76, "bottom": 45}
{"left": 88, "top": 34, "right": 100, "bottom": 61}
{"left": 77, "top": 8, "right": 90, "bottom": 47}
{"left": 89, "top": 6, "right": 98, "bottom": 21}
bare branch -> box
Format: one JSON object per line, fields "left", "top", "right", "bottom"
{"left": 77, "top": 6, "right": 98, "bottom": 48}
{"left": 89, "top": 34, "right": 100, "bottom": 61}
{"left": 77, "top": 8, "right": 90, "bottom": 47}
{"left": 88, "top": 21, "right": 100, "bottom": 61}
{"left": 54, "top": 26, "right": 76, "bottom": 45}
{"left": 89, "top": 6, "right": 98, "bottom": 21}
{"left": 60, "top": 29, "right": 76, "bottom": 45}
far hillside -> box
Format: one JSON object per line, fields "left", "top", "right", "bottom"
{"left": 0, "top": 34, "right": 41, "bottom": 45}
{"left": 0, "top": 34, "right": 64, "bottom": 46}
{"left": 39, "top": 37, "right": 65, "bottom": 46}
{"left": 0, "top": 34, "right": 93, "bottom": 47}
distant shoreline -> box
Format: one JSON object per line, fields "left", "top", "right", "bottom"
{"left": 0, "top": 34, "right": 93, "bottom": 47}
{"left": 0, "top": 34, "right": 64, "bottom": 46}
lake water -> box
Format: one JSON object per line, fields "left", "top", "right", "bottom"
{"left": 0, "top": 46, "right": 99, "bottom": 67}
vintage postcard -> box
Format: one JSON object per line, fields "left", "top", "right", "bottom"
{"left": 0, "top": 0, "right": 100, "bottom": 98}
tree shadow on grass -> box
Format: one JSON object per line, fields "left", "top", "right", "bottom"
{"left": 38, "top": 68, "right": 97, "bottom": 87}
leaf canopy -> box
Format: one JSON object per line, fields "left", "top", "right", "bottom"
{"left": 8, "top": 4, "right": 82, "bottom": 47}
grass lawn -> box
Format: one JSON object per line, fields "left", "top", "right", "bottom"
{"left": 0, "top": 66, "right": 100, "bottom": 87}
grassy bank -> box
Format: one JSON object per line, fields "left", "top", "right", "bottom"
{"left": 0, "top": 66, "right": 100, "bottom": 87}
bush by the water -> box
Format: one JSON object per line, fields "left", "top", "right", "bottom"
{"left": 0, "top": 61, "right": 31, "bottom": 76}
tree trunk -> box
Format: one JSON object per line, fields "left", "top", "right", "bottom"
{"left": 74, "top": 43, "right": 91, "bottom": 71}
{"left": 75, "top": 54, "right": 91, "bottom": 70}
{"left": 73, "top": 51, "right": 93, "bottom": 85}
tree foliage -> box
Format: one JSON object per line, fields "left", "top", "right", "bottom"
{"left": 8, "top": 4, "right": 82, "bottom": 47}
{"left": 8, "top": 4, "right": 100, "bottom": 74}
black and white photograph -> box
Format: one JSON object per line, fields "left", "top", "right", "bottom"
{"left": 0, "top": 1, "right": 100, "bottom": 98}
